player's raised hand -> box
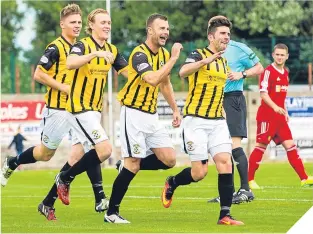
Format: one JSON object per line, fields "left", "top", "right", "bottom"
{"left": 202, "top": 51, "right": 224, "bottom": 65}
{"left": 171, "top": 43, "right": 183, "bottom": 60}
{"left": 95, "top": 51, "right": 114, "bottom": 64}
{"left": 273, "top": 106, "right": 286, "bottom": 115}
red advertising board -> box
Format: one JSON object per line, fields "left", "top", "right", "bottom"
{"left": 1, "top": 101, "right": 45, "bottom": 122}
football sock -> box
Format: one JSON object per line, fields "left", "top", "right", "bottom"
{"left": 86, "top": 163, "right": 105, "bottom": 203}
{"left": 218, "top": 173, "right": 233, "bottom": 219}
{"left": 232, "top": 147, "right": 249, "bottom": 191}
{"left": 170, "top": 167, "right": 195, "bottom": 190}
{"left": 61, "top": 149, "right": 101, "bottom": 183}
{"left": 107, "top": 167, "right": 136, "bottom": 215}
{"left": 248, "top": 146, "right": 266, "bottom": 181}
{"left": 140, "top": 154, "right": 170, "bottom": 170}
{"left": 287, "top": 145, "right": 308, "bottom": 180}
{"left": 9, "top": 146, "right": 36, "bottom": 170}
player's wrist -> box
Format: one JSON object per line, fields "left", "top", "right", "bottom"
{"left": 242, "top": 71, "right": 247, "bottom": 79}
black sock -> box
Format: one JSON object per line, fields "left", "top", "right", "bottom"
{"left": 86, "top": 163, "right": 105, "bottom": 203}
{"left": 218, "top": 173, "right": 233, "bottom": 219}
{"left": 140, "top": 154, "right": 170, "bottom": 170}
{"left": 232, "top": 147, "right": 249, "bottom": 191}
{"left": 61, "top": 149, "right": 101, "bottom": 182}
{"left": 9, "top": 147, "right": 36, "bottom": 170}
{"left": 107, "top": 167, "right": 136, "bottom": 215}
{"left": 231, "top": 157, "right": 235, "bottom": 194}
{"left": 42, "top": 162, "right": 71, "bottom": 207}
{"left": 171, "top": 167, "right": 195, "bottom": 189}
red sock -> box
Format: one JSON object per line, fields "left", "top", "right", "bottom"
{"left": 248, "top": 147, "right": 265, "bottom": 181}
{"left": 287, "top": 145, "right": 308, "bottom": 180}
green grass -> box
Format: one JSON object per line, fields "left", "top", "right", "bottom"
{"left": 1, "top": 163, "right": 313, "bottom": 233}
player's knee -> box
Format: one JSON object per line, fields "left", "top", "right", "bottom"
{"left": 97, "top": 146, "right": 112, "bottom": 162}
{"left": 165, "top": 156, "right": 176, "bottom": 168}
{"left": 215, "top": 155, "right": 232, "bottom": 173}
{"left": 40, "top": 149, "right": 55, "bottom": 161}
{"left": 125, "top": 158, "right": 140, "bottom": 173}
{"left": 192, "top": 169, "right": 207, "bottom": 181}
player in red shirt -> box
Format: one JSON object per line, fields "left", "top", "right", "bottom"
{"left": 248, "top": 43, "right": 313, "bottom": 189}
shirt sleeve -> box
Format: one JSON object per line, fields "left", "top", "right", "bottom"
{"left": 259, "top": 69, "right": 271, "bottom": 93}
{"left": 132, "top": 51, "right": 153, "bottom": 77}
{"left": 239, "top": 44, "right": 260, "bottom": 69}
{"left": 112, "top": 50, "right": 128, "bottom": 73}
{"left": 69, "top": 41, "right": 85, "bottom": 56}
{"left": 37, "top": 44, "right": 59, "bottom": 71}
{"left": 183, "top": 50, "right": 202, "bottom": 65}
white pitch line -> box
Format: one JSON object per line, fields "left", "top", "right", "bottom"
{"left": 1, "top": 195, "right": 312, "bottom": 202}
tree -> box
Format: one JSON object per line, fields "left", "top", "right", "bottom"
{"left": 1, "top": 0, "right": 23, "bottom": 93}
{"left": 217, "top": 0, "right": 307, "bottom": 37}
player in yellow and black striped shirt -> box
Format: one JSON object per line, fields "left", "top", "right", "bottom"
{"left": 1, "top": 4, "right": 110, "bottom": 219}
{"left": 162, "top": 16, "right": 244, "bottom": 226}
{"left": 105, "top": 13, "right": 183, "bottom": 223}
{"left": 54, "top": 9, "right": 128, "bottom": 212}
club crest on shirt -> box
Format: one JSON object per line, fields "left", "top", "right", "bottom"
{"left": 186, "top": 141, "right": 195, "bottom": 151}
{"left": 92, "top": 130, "right": 101, "bottom": 140}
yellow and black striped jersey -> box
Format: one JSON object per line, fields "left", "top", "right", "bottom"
{"left": 37, "top": 36, "right": 73, "bottom": 109}
{"left": 183, "top": 47, "right": 229, "bottom": 119}
{"left": 117, "top": 42, "right": 170, "bottom": 114}
{"left": 66, "top": 36, "right": 128, "bottom": 113}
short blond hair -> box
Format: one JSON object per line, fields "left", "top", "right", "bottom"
{"left": 85, "top": 8, "right": 109, "bottom": 35}
{"left": 60, "top": 3, "right": 82, "bottom": 20}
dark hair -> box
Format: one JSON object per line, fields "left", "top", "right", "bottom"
{"left": 146, "top": 13, "right": 168, "bottom": 29}
{"left": 207, "top": 17, "right": 232, "bottom": 35}
{"left": 273, "top": 43, "right": 289, "bottom": 53}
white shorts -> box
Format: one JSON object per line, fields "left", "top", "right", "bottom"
{"left": 182, "top": 116, "right": 232, "bottom": 161}
{"left": 69, "top": 128, "right": 92, "bottom": 153}
{"left": 67, "top": 111, "right": 108, "bottom": 149}
{"left": 40, "top": 108, "right": 72, "bottom": 149}
{"left": 120, "top": 106, "right": 173, "bottom": 158}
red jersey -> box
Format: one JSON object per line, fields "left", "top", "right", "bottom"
{"left": 256, "top": 63, "right": 289, "bottom": 121}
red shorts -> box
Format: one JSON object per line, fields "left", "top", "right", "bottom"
{"left": 256, "top": 119, "right": 293, "bottom": 145}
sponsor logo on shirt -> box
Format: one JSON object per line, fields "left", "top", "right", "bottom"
{"left": 185, "top": 58, "right": 195, "bottom": 63}
{"left": 276, "top": 85, "right": 288, "bottom": 92}
{"left": 137, "top": 63, "right": 149, "bottom": 72}
{"left": 40, "top": 56, "right": 49, "bottom": 64}
{"left": 71, "top": 47, "right": 81, "bottom": 53}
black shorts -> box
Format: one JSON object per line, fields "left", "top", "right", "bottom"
{"left": 223, "top": 91, "right": 247, "bottom": 138}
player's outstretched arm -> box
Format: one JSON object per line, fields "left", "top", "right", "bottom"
{"left": 179, "top": 51, "right": 223, "bottom": 78}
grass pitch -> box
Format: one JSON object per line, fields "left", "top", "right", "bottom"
{"left": 1, "top": 163, "right": 313, "bottom": 233}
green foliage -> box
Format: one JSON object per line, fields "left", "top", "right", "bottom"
{"left": 1, "top": 0, "right": 312, "bottom": 93}
{"left": 218, "top": 0, "right": 305, "bottom": 36}
{"left": 300, "top": 41, "right": 313, "bottom": 63}
{"left": 1, "top": 0, "right": 23, "bottom": 93}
